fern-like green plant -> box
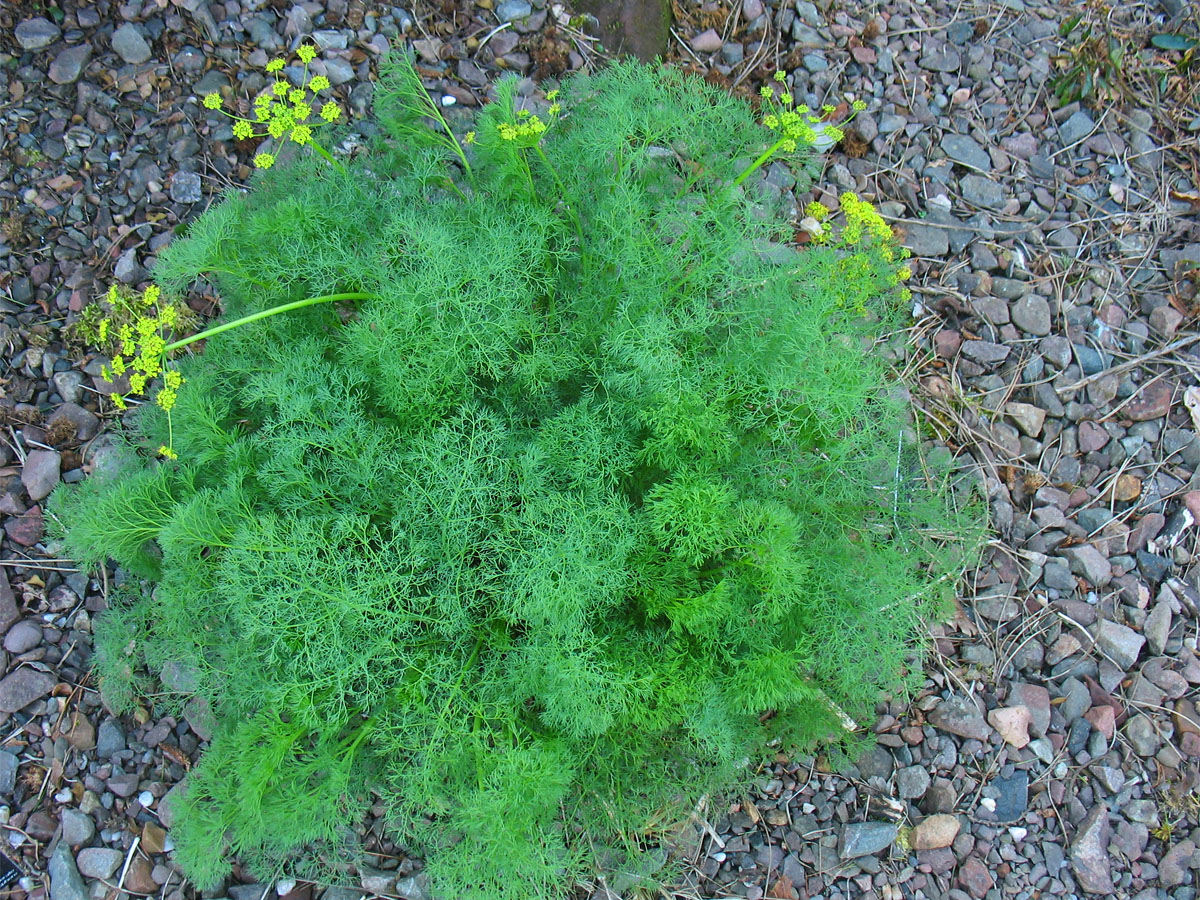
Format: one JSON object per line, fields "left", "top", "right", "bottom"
{"left": 51, "top": 56, "right": 982, "bottom": 899}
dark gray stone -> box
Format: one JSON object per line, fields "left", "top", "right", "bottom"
{"left": 111, "top": 23, "right": 152, "bottom": 64}
{"left": 1070, "top": 804, "right": 1114, "bottom": 894}
{"left": 48, "top": 44, "right": 92, "bottom": 85}
{"left": 49, "top": 841, "right": 88, "bottom": 900}
{"left": 941, "top": 134, "right": 990, "bottom": 171}
{"left": 15, "top": 17, "right": 61, "bottom": 50}
{"left": 838, "top": 822, "right": 898, "bottom": 859}
{"left": 169, "top": 171, "right": 203, "bottom": 204}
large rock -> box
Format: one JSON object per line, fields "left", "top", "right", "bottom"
{"left": 0, "top": 668, "right": 56, "bottom": 714}
{"left": 910, "top": 814, "right": 960, "bottom": 850}
{"left": 21, "top": 449, "right": 61, "bottom": 502}
{"left": 49, "top": 841, "right": 88, "bottom": 900}
{"left": 15, "top": 17, "right": 61, "bottom": 50}
{"left": 1070, "top": 805, "right": 1114, "bottom": 894}
{"left": 838, "top": 822, "right": 897, "bottom": 858}
{"left": 111, "top": 23, "right": 152, "bottom": 64}
{"left": 928, "top": 695, "right": 993, "bottom": 741}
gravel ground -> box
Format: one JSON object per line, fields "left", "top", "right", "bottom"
{"left": 2, "top": 1, "right": 1199, "bottom": 899}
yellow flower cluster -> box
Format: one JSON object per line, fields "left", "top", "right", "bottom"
{"left": 86, "top": 283, "right": 189, "bottom": 459}
{"left": 758, "top": 74, "right": 869, "bottom": 156}
{"left": 839, "top": 192, "right": 894, "bottom": 247}
{"left": 96, "top": 284, "right": 187, "bottom": 416}
{"left": 201, "top": 44, "right": 342, "bottom": 169}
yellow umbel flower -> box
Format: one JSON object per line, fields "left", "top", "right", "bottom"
{"left": 233, "top": 120, "right": 254, "bottom": 140}
{"left": 157, "top": 445, "right": 178, "bottom": 460}
{"left": 203, "top": 93, "right": 222, "bottom": 109}
{"left": 110, "top": 393, "right": 127, "bottom": 411}
{"left": 265, "top": 58, "right": 284, "bottom": 73}
{"left": 254, "top": 153, "right": 276, "bottom": 169}
{"left": 297, "top": 44, "right": 317, "bottom": 63}
{"left": 291, "top": 125, "right": 313, "bottom": 145}
{"left": 320, "top": 102, "right": 340, "bottom": 122}
{"left": 309, "top": 75, "right": 330, "bottom": 92}
{"left": 773, "top": 70, "right": 787, "bottom": 82}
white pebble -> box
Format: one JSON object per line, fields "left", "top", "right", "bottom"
{"left": 276, "top": 879, "right": 297, "bottom": 895}
{"left": 440, "top": 95, "right": 456, "bottom": 107}
{"left": 19, "top": 878, "right": 35, "bottom": 892}
{"left": 980, "top": 797, "right": 997, "bottom": 813}
{"left": 54, "top": 788, "right": 72, "bottom": 803}
{"left": 1009, "top": 827, "right": 1027, "bottom": 842}
{"left": 138, "top": 790, "right": 155, "bottom": 806}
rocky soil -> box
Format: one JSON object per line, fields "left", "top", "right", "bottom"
{"left": 1, "top": 0, "right": 1199, "bottom": 899}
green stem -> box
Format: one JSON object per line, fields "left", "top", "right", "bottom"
{"left": 309, "top": 139, "right": 347, "bottom": 175}
{"left": 164, "top": 292, "right": 376, "bottom": 352}
{"left": 732, "top": 137, "right": 789, "bottom": 187}
{"left": 533, "top": 145, "right": 583, "bottom": 246}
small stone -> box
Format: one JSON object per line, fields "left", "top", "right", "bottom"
{"left": 49, "top": 841, "right": 88, "bottom": 900}
{"left": 142, "top": 822, "right": 167, "bottom": 855}
{"left": 61, "top": 809, "right": 95, "bottom": 848}
{"left": 3, "top": 620, "right": 42, "bottom": 654}
{"left": 108, "top": 772, "right": 140, "bottom": 797}
{"left": 1125, "top": 714, "right": 1160, "bottom": 756}
{"left": 0, "top": 751, "right": 17, "bottom": 794}
{"left": 15, "top": 17, "right": 62, "bottom": 50}
{"left": 64, "top": 710, "right": 96, "bottom": 751}
{"left": 983, "top": 770, "right": 1028, "bottom": 823}
{"left": 689, "top": 29, "right": 723, "bottom": 53}
{"left": 934, "top": 329, "right": 961, "bottom": 358}
{"left": 928, "top": 695, "right": 993, "bottom": 741}
{"left": 1096, "top": 618, "right": 1144, "bottom": 670}
{"left": 957, "top": 856, "right": 993, "bottom": 898}
{"left": 838, "top": 822, "right": 898, "bottom": 858}
{"left": 96, "top": 718, "right": 126, "bottom": 757}
{"left": 111, "top": 23, "right": 153, "bottom": 64}
{"left": 1125, "top": 380, "right": 1173, "bottom": 421}
{"left": 158, "top": 780, "right": 187, "bottom": 829}
{"left": 1070, "top": 805, "right": 1114, "bottom": 894}
{"left": 1160, "top": 839, "right": 1196, "bottom": 887}
{"left": 1061, "top": 545, "right": 1112, "bottom": 587}
{"left": 1059, "top": 110, "right": 1096, "bottom": 147}
{"left": 124, "top": 857, "right": 158, "bottom": 895}
{"left": 1078, "top": 421, "right": 1110, "bottom": 453}
{"left": 910, "top": 814, "right": 960, "bottom": 850}
{"left": 394, "top": 874, "right": 430, "bottom": 900}
{"left": 76, "top": 848, "right": 123, "bottom": 880}
{"left": 1111, "top": 473, "right": 1141, "bottom": 502}
{"left": 0, "top": 668, "right": 56, "bottom": 713}
{"left": 960, "top": 175, "right": 1006, "bottom": 209}
{"left": 1137, "top": 550, "right": 1171, "bottom": 583}
{"left": 1005, "top": 402, "right": 1046, "bottom": 437}
{"left": 919, "top": 44, "right": 961, "bottom": 72}
{"left": 321, "top": 59, "right": 356, "bottom": 86}
{"left": 1010, "top": 683, "right": 1051, "bottom": 735}
{"left": 495, "top": 0, "right": 532, "bottom": 21}
{"left": 902, "top": 222, "right": 949, "bottom": 257}
{"left": 961, "top": 340, "right": 1010, "bottom": 365}
{"left": 1144, "top": 601, "right": 1172, "bottom": 655}
{"left": 48, "top": 44, "right": 92, "bottom": 85}
{"left": 114, "top": 248, "right": 145, "bottom": 284}
{"left": 1084, "top": 704, "right": 1115, "bottom": 740}
{"left": 1092, "top": 765, "right": 1125, "bottom": 793}
{"left": 22, "top": 449, "right": 61, "bottom": 502}
{"left": 5, "top": 506, "right": 45, "bottom": 546}
{"left": 987, "top": 706, "right": 1031, "bottom": 748}
{"left": 897, "top": 765, "right": 931, "bottom": 799}
{"left": 47, "top": 404, "right": 100, "bottom": 442}
{"left": 169, "top": 171, "right": 203, "bottom": 204}
{"left": 941, "top": 134, "right": 990, "bottom": 171}
{"left": 1011, "top": 294, "right": 1052, "bottom": 335}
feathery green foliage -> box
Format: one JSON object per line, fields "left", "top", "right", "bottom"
{"left": 52, "top": 57, "right": 981, "bottom": 898}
